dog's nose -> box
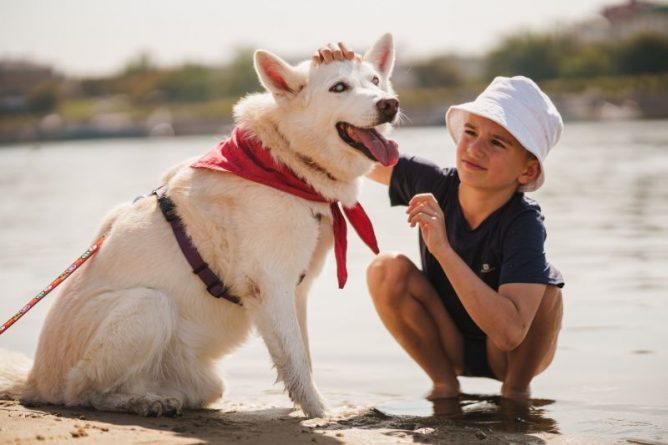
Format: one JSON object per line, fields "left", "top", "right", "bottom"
{"left": 376, "top": 98, "right": 399, "bottom": 122}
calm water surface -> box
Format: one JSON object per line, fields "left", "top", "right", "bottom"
{"left": 1, "top": 121, "right": 667, "bottom": 442}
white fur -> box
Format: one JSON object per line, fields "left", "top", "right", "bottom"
{"left": 21, "top": 34, "right": 398, "bottom": 418}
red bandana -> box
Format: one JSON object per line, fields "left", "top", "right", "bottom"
{"left": 191, "top": 127, "right": 379, "bottom": 289}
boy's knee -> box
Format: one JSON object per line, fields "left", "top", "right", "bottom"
{"left": 367, "top": 253, "right": 415, "bottom": 300}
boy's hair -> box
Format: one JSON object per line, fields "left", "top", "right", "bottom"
{"left": 445, "top": 76, "right": 563, "bottom": 192}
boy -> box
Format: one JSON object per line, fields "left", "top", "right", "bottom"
{"left": 315, "top": 45, "right": 564, "bottom": 400}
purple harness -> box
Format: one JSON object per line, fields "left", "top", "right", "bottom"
{"left": 153, "top": 186, "right": 242, "bottom": 306}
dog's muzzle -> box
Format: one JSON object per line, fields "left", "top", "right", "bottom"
{"left": 376, "top": 98, "right": 399, "bottom": 123}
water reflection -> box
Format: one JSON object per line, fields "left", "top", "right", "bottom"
{"left": 379, "top": 394, "right": 559, "bottom": 435}
{"left": 456, "top": 395, "right": 558, "bottom": 435}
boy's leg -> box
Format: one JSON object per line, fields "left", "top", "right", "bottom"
{"left": 486, "top": 285, "right": 563, "bottom": 398}
{"left": 367, "top": 252, "right": 465, "bottom": 399}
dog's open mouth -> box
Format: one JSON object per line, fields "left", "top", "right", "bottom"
{"left": 336, "top": 122, "right": 399, "bottom": 167}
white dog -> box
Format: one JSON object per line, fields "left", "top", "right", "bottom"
{"left": 19, "top": 34, "right": 399, "bottom": 418}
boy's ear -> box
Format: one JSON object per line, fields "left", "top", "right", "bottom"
{"left": 254, "top": 50, "right": 305, "bottom": 97}
{"left": 518, "top": 158, "right": 541, "bottom": 187}
{"left": 363, "top": 33, "right": 395, "bottom": 79}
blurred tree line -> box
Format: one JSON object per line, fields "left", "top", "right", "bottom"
{"left": 485, "top": 31, "right": 668, "bottom": 81}
{"left": 78, "top": 47, "right": 259, "bottom": 104}
{"left": 4, "top": 30, "right": 668, "bottom": 121}
{"left": 72, "top": 30, "right": 667, "bottom": 106}
{"left": 406, "top": 31, "right": 668, "bottom": 90}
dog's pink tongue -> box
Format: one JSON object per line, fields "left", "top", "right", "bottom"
{"left": 350, "top": 128, "right": 400, "bottom": 166}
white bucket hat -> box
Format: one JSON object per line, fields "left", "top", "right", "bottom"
{"left": 445, "top": 76, "right": 563, "bottom": 192}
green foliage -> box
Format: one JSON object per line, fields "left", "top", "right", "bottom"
{"left": 82, "top": 32, "right": 667, "bottom": 104}
{"left": 79, "top": 77, "right": 117, "bottom": 97}
{"left": 161, "top": 63, "right": 215, "bottom": 102}
{"left": 82, "top": 48, "right": 260, "bottom": 104}
{"left": 615, "top": 32, "right": 668, "bottom": 75}
{"left": 27, "top": 82, "right": 60, "bottom": 114}
{"left": 156, "top": 48, "right": 260, "bottom": 102}
{"left": 58, "top": 31, "right": 668, "bottom": 120}
{"left": 215, "top": 47, "right": 260, "bottom": 97}
{"left": 411, "top": 55, "right": 463, "bottom": 87}
{"left": 485, "top": 32, "right": 577, "bottom": 81}
{"left": 559, "top": 43, "right": 614, "bottom": 78}
{"left": 123, "top": 52, "right": 156, "bottom": 75}
{"left": 485, "top": 30, "right": 668, "bottom": 81}
{"left": 117, "top": 69, "right": 167, "bottom": 104}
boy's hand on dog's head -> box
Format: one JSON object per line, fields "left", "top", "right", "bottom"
{"left": 312, "top": 42, "right": 359, "bottom": 64}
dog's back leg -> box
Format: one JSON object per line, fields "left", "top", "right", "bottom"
{"left": 248, "top": 280, "right": 326, "bottom": 418}
{"left": 59, "top": 287, "right": 217, "bottom": 416}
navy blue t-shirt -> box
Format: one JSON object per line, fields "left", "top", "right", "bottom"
{"left": 389, "top": 155, "right": 564, "bottom": 339}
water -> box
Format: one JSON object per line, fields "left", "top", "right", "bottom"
{"left": 1, "top": 121, "right": 667, "bottom": 442}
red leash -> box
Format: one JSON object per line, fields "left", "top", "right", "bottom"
{"left": 0, "top": 232, "right": 109, "bottom": 335}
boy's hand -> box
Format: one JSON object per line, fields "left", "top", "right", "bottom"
{"left": 312, "top": 42, "right": 359, "bottom": 64}
{"left": 407, "top": 194, "right": 450, "bottom": 256}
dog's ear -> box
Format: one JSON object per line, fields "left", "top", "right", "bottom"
{"left": 254, "top": 50, "right": 304, "bottom": 97}
{"left": 363, "top": 33, "right": 395, "bottom": 79}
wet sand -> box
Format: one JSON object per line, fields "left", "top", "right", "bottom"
{"left": 2, "top": 397, "right": 610, "bottom": 445}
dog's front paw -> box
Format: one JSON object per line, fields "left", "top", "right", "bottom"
{"left": 162, "top": 397, "right": 184, "bottom": 417}
{"left": 128, "top": 396, "right": 183, "bottom": 417}
{"left": 299, "top": 396, "right": 328, "bottom": 419}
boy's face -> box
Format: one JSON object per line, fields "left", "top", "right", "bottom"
{"left": 455, "top": 113, "right": 540, "bottom": 192}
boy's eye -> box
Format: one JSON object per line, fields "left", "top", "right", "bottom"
{"left": 491, "top": 139, "right": 506, "bottom": 148}
{"left": 371, "top": 76, "right": 380, "bottom": 85}
{"left": 329, "top": 82, "right": 349, "bottom": 93}
{"left": 464, "top": 129, "right": 476, "bottom": 137}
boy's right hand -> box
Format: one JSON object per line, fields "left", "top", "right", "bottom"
{"left": 312, "top": 42, "right": 358, "bottom": 64}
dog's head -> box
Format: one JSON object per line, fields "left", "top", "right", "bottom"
{"left": 248, "top": 34, "right": 400, "bottom": 181}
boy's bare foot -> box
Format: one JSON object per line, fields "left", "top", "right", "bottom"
{"left": 431, "top": 397, "right": 463, "bottom": 418}
{"left": 426, "top": 382, "right": 460, "bottom": 400}
{"left": 501, "top": 383, "right": 531, "bottom": 399}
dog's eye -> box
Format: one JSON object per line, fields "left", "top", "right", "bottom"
{"left": 372, "top": 76, "right": 380, "bottom": 86}
{"left": 329, "top": 82, "right": 349, "bottom": 93}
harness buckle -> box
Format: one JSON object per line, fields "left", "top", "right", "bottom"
{"left": 207, "top": 280, "right": 226, "bottom": 298}
{"left": 193, "top": 263, "right": 208, "bottom": 274}
{"left": 158, "top": 197, "right": 178, "bottom": 222}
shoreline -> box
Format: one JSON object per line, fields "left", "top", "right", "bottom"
{"left": 1, "top": 398, "right": 604, "bottom": 445}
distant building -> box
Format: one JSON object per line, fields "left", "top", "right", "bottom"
{"left": 602, "top": 0, "right": 668, "bottom": 39}
{"left": 0, "top": 60, "right": 63, "bottom": 112}
{"left": 0, "top": 60, "right": 61, "bottom": 96}
{"left": 574, "top": 0, "right": 668, "bottom": 42}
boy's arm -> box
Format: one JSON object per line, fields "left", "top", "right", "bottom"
{"left": 435, "top": 250, "right": 545, "bottom": 351}
{"left": 407, "top": 193, "right": 545, "bottom": 351}
{"left": 366, "top": 163, "right": 394, "bottom": 186}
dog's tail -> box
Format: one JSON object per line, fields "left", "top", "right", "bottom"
{"left": 0, "top": 348, "right": 32, "bottom": 400}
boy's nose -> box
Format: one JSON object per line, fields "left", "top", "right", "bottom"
{"left": 467, "top": 139, "right": 487, "bottom": 157}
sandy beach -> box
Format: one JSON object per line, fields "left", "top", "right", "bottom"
{"left": 3, "top": 396, "right": 612, "bottom": 445}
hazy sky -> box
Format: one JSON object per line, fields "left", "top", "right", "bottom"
{"left": 1, "top": 0, "right": 616, "bottom": 76}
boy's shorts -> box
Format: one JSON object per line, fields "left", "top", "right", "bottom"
{"left": 462, "top": 336, "right": 496, "bottom": 379}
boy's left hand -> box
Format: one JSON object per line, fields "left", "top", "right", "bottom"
{"left": 407, "top": 193, "right": 450, "bottom": 256}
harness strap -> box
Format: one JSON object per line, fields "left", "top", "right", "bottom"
{"left": 153, "top": 186, "right": 242, "bottom": 306}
